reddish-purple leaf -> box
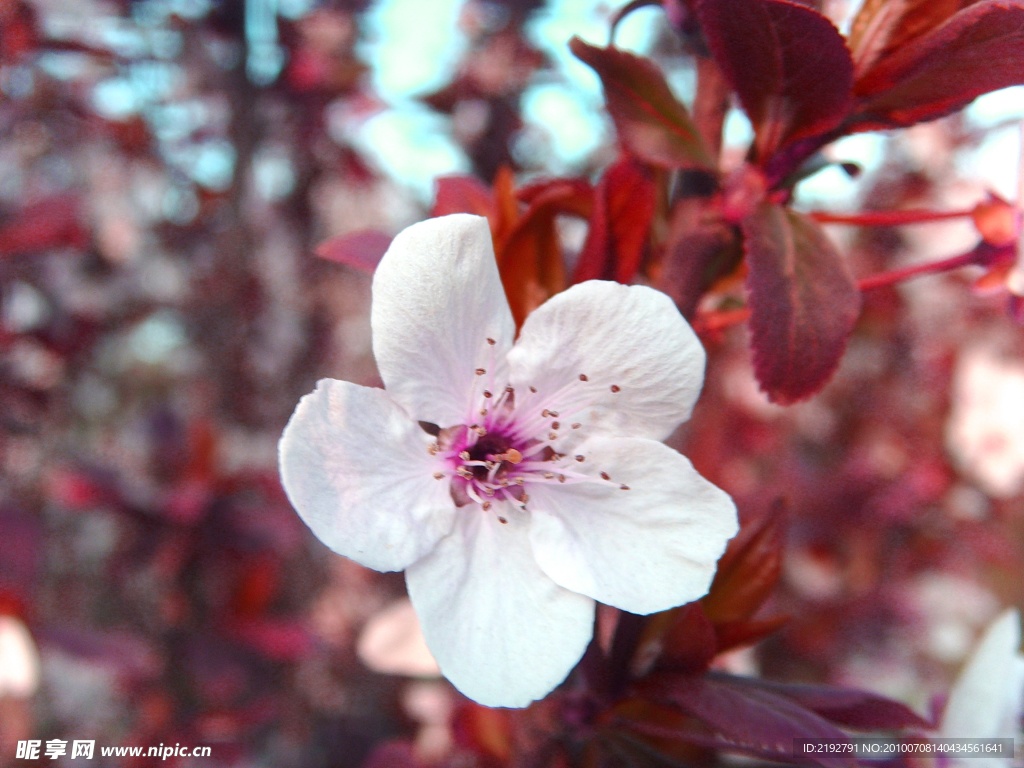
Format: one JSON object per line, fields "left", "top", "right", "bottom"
{"left": 851, "top": 1, "right": 1024, "bottom": 131}
{"left": 569, "top": 38, "right": 712, "bottom": 169}
{"left": 659, "top": 199, "right": 741, "bottom": 319}
{"left": 632, "top": 673, "right": 856, "bottom": 768}
{"left": 742, "top": 202, "right": 861, "bottom": 403}
{"left": 725, "top": 675, "right": 934, "bottom": 731}
{"left": 702, "top": 500, "right": 786, "bottom": 624}
{"left": 573, "top": 156, "right": 656, "bottom": 284}
{"left": 315, "top": 230, "right": 392, "bottom": 273}
{"left": 655, "top": 602, "right": 719, "bottom": 674}
{"left": 693, "top": 0, "right": 853, "bottom": 161}
{"left": 714, "top": 615, "right": 790, "bottom": 653}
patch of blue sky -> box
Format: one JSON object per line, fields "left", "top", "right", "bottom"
{"left": 795, "top": 133, "right": 887, "bottom": 210}
{"left": 355, "top": 108, "right": 471, "bottom": 199}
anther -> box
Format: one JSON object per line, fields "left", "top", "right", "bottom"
{"left": 600, "top": 472, "right": 611, "bottom": 480}
{"left": 579, "top": 374, "right": 588, "bottom": 382}
{"left": 542, "top": 409, "right": 551, "bottom": 417}
{"left": 514, "top": 478, "right": 525, "bottom": 485}
{"left": 428, "top": 444, "right": 439, "bottom": 455}
{"left": 498, "top": 516, "right": 508, "bottom": 524}
{"left": 620, "top": 484, "right": 630, "bottom": 490}
{"left": 572, "top": 423, "right": 581, "bottom": 429}
{"left": 459, "top": 451, "right": 470, "bottom": 460}
{"left": 544, "top": 472, "right": 555, "bottom": 479}
{"left": 575, "top": 455, "right": 585, "bottom": 462}
{"left": 484, "top": 488, "right": 494, "bottom": 497}
{"left": 610, "top": 385, "right": 621, "bottom": 393}
{"left": 483, "top": 390, "right": 492, "bottom": 398}
{"left": 433, "top": 472, "right": 445, "bottom": 479}
{"left": 487, "top": 338, "right": 496, "bottom": 345}
{"left": 505, "top": 448, "right": 523, "bottom": 464}
{"left": 473, "top": 426, "right": 487, "bottom": 436}
{"left": 482, "top": 501, "right": 492, "bottom": 510}
{"left": 548, "top": 432, "right": 557, "bottom": 440}
{"left": 552, "top": 421, "right": 560, "bottom": 430}
{"left": 558, "top": 474, "right": 566, "bottom": 483}
{"left": 475, "top": 368, "right": 486, "bottom": 376}
{"left": 549, "top": 411, "right": 559, "bottom": 417}
{"left": 479, "top": 408, "right": 488, "bottom": 416}
{"left": 529, "top": 386, "right": 537, "bottom": 393}
{"left": 521, "top": 494, "right": 529, "bottom": 503}
{"left": 505, "top": 386, "right": 514, "bottom": 394}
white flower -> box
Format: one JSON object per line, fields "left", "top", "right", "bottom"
{"left": 279, "top": 214, "right": 738, "bottom": 708}
{"left": 941, "top": 608, "right": 1024, "bottom": 767}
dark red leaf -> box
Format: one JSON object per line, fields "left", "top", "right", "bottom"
{"left": 702, "top": 500, "right": 786, "bottom": 624}
{"left": 315, "top": 229, "right": 392, "bottom": 272}
{"left": 851, "top": 1, "right": 1024, "bottom": 131}
{"left": 724, "top": 675, "right": 933, "bottom": 731}
{"left": 516, "top": 177, "right": 594, "bottom": 219}
{"left": 572, "top": 156, "right": 656, "bottom": 284}
{"left": 714, "top": 615, "right": 791, "bottom": 653}
{"left": 742, "top": 202, "right": 861, "bottom": 403}
{"left": 631, "top": 673, "right": 856, "bottom": 768}
{"left": 693, "top": 0, "right": 853, "bottom": 161}
{"left": 655, "top": 602, "right": 718, "bottom": 674}
{"left": 569, "top": 38, "right": 712, "bottom": 169}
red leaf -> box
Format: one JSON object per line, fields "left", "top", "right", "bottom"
{"left": 714, "top": 615, "right": 790, "bottom": 653}
{"left": 742, "top": 202, "right": 861, "bottom": 403}
{"left": 632, "top": 673, "right": 856, "bottom": 768}
{"left": 570, "top": 38, "right": 712, "bottom": 169}
{"left": 656, "top": 602, "right": 718, "bottom": 674}
{"left": 315, "top": 229, "right": 392, "bottom": 272}
{"left": 851, "top": 1, "right": 1024, "bottom": 131}
{"left": 727, "top": 676, "right": 933, "bottom": 731}
{"left": 498, "top": 182, "right": 578, "bottom": 326}
{"left": 0, "top": 194, "right": 88, "bottom": 257}
{"left": 431, "top": 175, "right": 498, "bottom": 220}
{"left": 847, "top": 0, "right": 980, "bottom": 77}
{"left": 693, "top": 0, "right": 853, "bottom": 161}
{"left": 573, "top": 156, "right": 656, "bottom": 284}
{"left": 702, "top": 500, "right": 786, "bottom": 624}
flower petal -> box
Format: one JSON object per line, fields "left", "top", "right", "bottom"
{"left": 942, "top": 608, "right": 1024, "bottom": 742}
{"left": 527, "top": 436, "right": 738, "bottom": 615}
{"left": 405, "top": 504, "right": 595, "bottom": 708}
{"left": 279, "top": 379, "right": 456, "bottom": 572}
{"left": 507, "top": 281, "right": 705, "bottom": 442}
{"left": 371, "top": 214, "right": 516, "bottom": 428}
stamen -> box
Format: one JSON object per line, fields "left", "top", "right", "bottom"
{"left": 482, "top": 501, "right": 492, "bottom": 510}
{"left": 558, "top": 474, "right": 566, "bottom": 483}
{"left": 433, "top": 472, "right": 445, "bottom": 479}
{"left": 498, "top": 516, "right": 508, "bottom": 524}
{"left": 529, "top": 386, "right": 537, "bottom": 393}
{"left": 610, "top": 385, "right": 621, "bottom": 393}
{"left": 487, "top": 338, "right": 496, "bottom": 345}
{"left": 428, "top": 444, "right": 439, "bottom": 455}
{"left": 544, "top": 472, "right": 555, "bottom": 479}
{"left": 459, "top": 451, "right": 470, "bottom": 460}
{"left": 483, "top": 390, "right": 492, "bottom": 398}
{"left": 548, "top": 432, "right": 557, "bottom": 440}
{"left": 472, "top": 426, "right": 487, "bottom": 436}
{"left": 551, "top": 421, "right": 560, "bottom": 430}
{"left": 479, "top": 408, "right": 488, "bottom": 416}
{"left": 504, "top": 448, "right": 523, "bottom": 464}
{"left": 575, "top": 455, "right": 585, "bottom": 462}
{"left": 475, "top": 368, "right": 486, "bottom": 376}
{"left": 572, "top": 423, "right": 581, "bottom": 429}
{"left": 620, "top": 484, "right": 630, "bottom": 490}
{"left": 579, "top": 374, "right": 588, "bottom": 381}
{"left": 600, "top": 472, "right": 610, "bottom": 480}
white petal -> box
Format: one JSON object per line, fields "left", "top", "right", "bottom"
{"left": 405, "top": 505, "right": 595, "bottom": 708}
{"left": 279, "top": 379, "right": 456, "bottom": 572}
{"left": 527, "top": 437, "right": 738, "bottom": 615}
{"left": 371, "top": 214, "right": 516, "bottom": 428}
{"left": 942, "top": 609, "right": 1024, "bottom": 742}
{"left": 507, "top": 281, "right": 705, "bottom": 442}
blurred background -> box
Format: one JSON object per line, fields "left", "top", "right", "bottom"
{"left": 1, "top": 0, "right": 1024, "bottom": 765}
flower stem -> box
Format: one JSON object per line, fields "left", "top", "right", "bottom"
{"left": 808, "top": 208, "right": 975, "bottom": 226}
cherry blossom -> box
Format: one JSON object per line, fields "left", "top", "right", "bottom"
{"left": 279, "top": 214, "right": 737, "bottom": 707}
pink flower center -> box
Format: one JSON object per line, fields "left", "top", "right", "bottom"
{"left": 426, "top": 344, "right": 630, "bottom": 523}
